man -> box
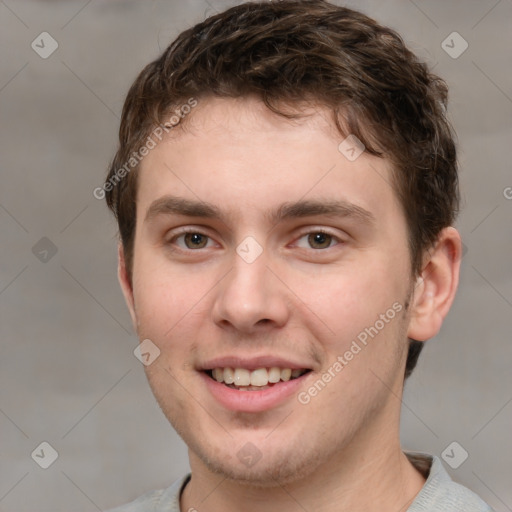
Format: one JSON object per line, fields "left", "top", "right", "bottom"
{"left": 103, "top": 1, "right": 494, "bottom": 510}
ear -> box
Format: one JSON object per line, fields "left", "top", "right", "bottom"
{"left": 407, "top": 227, "right": 462, "bottom": 342}
{"left": 117, "top": 242, "right": 138, "bottom": 332}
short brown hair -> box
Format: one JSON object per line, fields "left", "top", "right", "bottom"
{"left": 105, "top": 0, "right": 459, "bottom": 378}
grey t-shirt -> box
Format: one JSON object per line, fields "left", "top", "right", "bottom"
{"left": 107, "top": 453, "right": 494, "bottom": 511}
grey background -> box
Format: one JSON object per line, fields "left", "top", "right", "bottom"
{"left": 0, "top": 0, "right": 511, "bottom": 511}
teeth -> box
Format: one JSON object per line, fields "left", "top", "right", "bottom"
{"left": 281, "top": 368, "right": 292, "bottom": 381}
{"left": 268, "top": 367, "right": 281, "bottom": 383}
{"left": 250, "top": 368, "right": 269, "bottom": 386}
{"left": 209, "top": 367, "right": 308, "bottom": 387}
{"left": 223, "top": 367, "right": 235, "bottom": 384}
{"left": 234, "top": 368, "right": 251, "bottom": 386}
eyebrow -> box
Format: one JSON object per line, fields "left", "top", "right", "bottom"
{"left": 144, "top": 195, "right": 376, "bottom": 227}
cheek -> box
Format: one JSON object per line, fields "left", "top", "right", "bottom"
{"left": 290, "top": 261, "right": 403, "bottom": 348}
{"left": 131, "top": 259, "right": 224, "bottom": 380}
{"left": 132, "top": 266, "right": 204, "bottom": 345}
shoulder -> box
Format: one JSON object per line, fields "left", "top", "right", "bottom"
{"left": 105, "top": 489, "right": 164, "bottom": 512}
{"left": 105, "top": 474, "right": 191, "bottom": 512}
{"left": 407, "top": 453, "right": 495, "bottom": 512}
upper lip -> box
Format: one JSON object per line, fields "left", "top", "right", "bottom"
{"left": 199, "top": 355, "right": 314, "bottom": 371}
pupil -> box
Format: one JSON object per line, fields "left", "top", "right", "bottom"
{"left": 186, "top": 233, "right": 207, "bottom": 248}
{"left": 309, "top": 232, "right": 331, "bottom": 249}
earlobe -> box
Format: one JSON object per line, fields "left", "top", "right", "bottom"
{"left": 117, "top": 243, "right": 138, "bottom": 332}
{"left": 407, "top": 227, "right": 462, "bottom": 342}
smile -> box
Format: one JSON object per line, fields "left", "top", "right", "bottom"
{"left": 201, "top": 367, "right": 313, "bottom": 412}
{"left": 205, "top": 367, "right": 311, "bottom": 390}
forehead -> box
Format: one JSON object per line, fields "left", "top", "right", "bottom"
{"left": 136, "top": 96, "right": 402, "bottom": 226}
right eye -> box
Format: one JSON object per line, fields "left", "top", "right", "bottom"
{"left": 171, "top": 231, "right": 215, "bottom": 250}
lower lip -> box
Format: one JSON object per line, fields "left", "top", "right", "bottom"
{"left": 200, "top": 371, "right": 311, "bottom": 412}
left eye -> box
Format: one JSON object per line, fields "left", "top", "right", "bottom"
{"left": 295, "top": 232, "right": 339, "bottom": 250}
{"left": 174, "top": 232, "right": 214, "bottom": 250}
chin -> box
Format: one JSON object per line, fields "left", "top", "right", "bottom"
{"left": 187, "top": 429, "right": 332, "bottom": 488}
{"left": 202, "top": 454, "right": 318, "bottom": 488}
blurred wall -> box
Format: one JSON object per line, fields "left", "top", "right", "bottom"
{"left": 0, "top": 1, "right": 511, "bottom": 510}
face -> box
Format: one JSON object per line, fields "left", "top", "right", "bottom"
{"left": 120, "top": 96, "right": 418, "bottom": 486}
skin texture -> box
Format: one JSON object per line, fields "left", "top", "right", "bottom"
{"left": 118, "top": 96, "right": 461, "bottom": 512}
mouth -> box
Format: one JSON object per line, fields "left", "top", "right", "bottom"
{"left": 198, "top": 355, "right": 315, "bottom": 411}
{"left": 203, "top": 367, "right": 312, "bottom": 391}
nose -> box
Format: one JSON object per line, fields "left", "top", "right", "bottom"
{"left": 211, "top": 251, "right": 290, "bottom": 334}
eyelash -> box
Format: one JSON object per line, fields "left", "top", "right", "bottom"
{"left": 293, "top": 228, "right": 342, "bottom": 250}
{"left": 167, "top": 228, "right": 343, "bottom": 251}
{"left": 165, "top": 228, "right": 215, "bottom": 251}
